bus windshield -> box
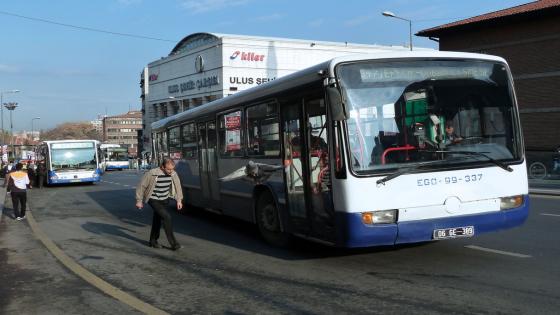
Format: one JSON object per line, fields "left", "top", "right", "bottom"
{"left": 107, "top": 149, "right": 128, "bottom": 161}
{"left": 336, "top": 59, "right": 520, "bottom": 175}
{"left": 50, "top": 142, "right": 97, "bottom": 171}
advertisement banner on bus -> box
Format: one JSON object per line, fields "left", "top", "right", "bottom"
{"left": 225, "top": 112, "right": 241, "bottom": 152}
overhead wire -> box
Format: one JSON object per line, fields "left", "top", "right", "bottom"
{"left": 0, "top": 10, "right": 177, "bottom": 42}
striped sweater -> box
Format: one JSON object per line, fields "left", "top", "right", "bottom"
{"left": 150, "top": 174, "right": 172, "bottom": 200}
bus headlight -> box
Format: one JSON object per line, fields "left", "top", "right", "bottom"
{"left": 362, "top": 210, "right": 397, "bottom": 225}
{"left": 50, "top": 175, "right": 58, "bottom": 180}
{"left": 500, "top": 195, "right": 523, "bottom": 210}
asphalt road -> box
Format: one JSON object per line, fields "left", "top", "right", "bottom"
{"left": 2, "top": 170, "right": 559, "bottom": 314}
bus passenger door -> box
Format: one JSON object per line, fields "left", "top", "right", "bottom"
{"left": 305, "top": 98, "right": 335, "bottom": 241}
{"left": 198, "top": 121, "right": 220, "bottom": 208}
{"left": 282, "top": 101, "right": 310, "bottom": 234}
{"left": 282, "top": 96, "right": 335, "bottom": 241}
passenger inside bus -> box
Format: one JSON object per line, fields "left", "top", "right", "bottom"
{"left": 313, "top": 151, "right": 334, "bottom": 220}
{"left": 444, "top": 121, "right": 463, "bottom": 145}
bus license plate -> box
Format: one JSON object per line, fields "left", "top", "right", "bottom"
{"left": 70, "top": 179, "right": 81, "bottom": 183}
{"left": 433, "top": 226, "right": 474, "bottom": 240}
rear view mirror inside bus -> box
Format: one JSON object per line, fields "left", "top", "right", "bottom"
{"left": 326, "top": 85, "right": 347, "bottom": 120}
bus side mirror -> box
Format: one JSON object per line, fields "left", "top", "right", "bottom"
{"left": 326, "top": 85, "right": 347, "bottom": 121}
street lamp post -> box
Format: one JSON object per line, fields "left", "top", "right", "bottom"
{"left": 1, "top": 89, "right": 20, "bottom": 144}
{"left": 31, "top": 117, "right": 41, "bottom": 144}
{"left": 382, "top": 11, "right": 413, "bottom": 51}
{"left": 4, "top": 102, "right": 18, "bottom": 160}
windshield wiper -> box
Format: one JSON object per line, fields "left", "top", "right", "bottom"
{"left": 376, "top": 150, "right": 513, "bottom": 186}
{"left": 425, "top": 150, "right": 513, "bottom": 172}
{"left": 376, "top": 158, "right": 463, "bottom": 185}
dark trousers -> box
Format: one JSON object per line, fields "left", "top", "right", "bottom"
{"left": 11, "top": 192, "right": 27, "bottom": 218}
{"left": 37, "top": 175, "right": 44, "bottom": 188}
{"left": 148, "top": 199, "right": 178, "bottom": 246}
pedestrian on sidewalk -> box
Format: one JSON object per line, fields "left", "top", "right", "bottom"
{"left": 4, "top": 163, "right": 30, "bottom": 220}
{"left": 36, "top": 161, "right": 46, "bottom": 188}
{"left": 27, "top": 162, "right": 36, "bottom": 188}
{"left": 3, "top": 160, "right": 14, "bottom": 177}
{"left": 135, "top": 157, "right": 183, "bottom": 250}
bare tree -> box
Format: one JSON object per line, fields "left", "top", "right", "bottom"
{"left": 41, "top": 122, "right": 102, "bottom": 141}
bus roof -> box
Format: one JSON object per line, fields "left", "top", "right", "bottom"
{"left": 151, "top": 51, "right": 507, "bottom": 132}
{"left": 41, "top": 140, "right": 99, "bottom": 144}
{"left": 105, "top": 147, "right": 128, "bottom": 152}
{"left": 100, "top": 143, "right": 121, "bottom": 149}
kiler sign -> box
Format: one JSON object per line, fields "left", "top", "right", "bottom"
{"left": 230, "top": 51, "right": 265, "bottom": 62}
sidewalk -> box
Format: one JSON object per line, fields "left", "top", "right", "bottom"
{"left": 529, "top": 179, "right": 560, "bottom": 196}
{"left": 0, "top": 181, "right": 137, "bottom": 314}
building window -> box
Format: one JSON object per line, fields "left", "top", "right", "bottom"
{"left": 181, "top": 123, "right": 197, "bottom": 159}
{"left": 218, "top": 110, "right": 243, "bottom": 157}
{"left": 247, "top": 101, "right": 280, "bottom": 157}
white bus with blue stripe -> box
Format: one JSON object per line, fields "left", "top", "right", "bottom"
{"left": 37, "top": 140, "right": 102, "bottom": 185}
{"left": 100, "top": 144, "right": 129, "bottom": 171}
{"left": 151, "top": 51, "right": 529, "bottom": 248}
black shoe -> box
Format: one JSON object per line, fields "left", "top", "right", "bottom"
{"left": 149, "top": 241, "right": 161, "bottom": 248}
{"left": 170, "top": 244, "right": 182, "bottom": 251}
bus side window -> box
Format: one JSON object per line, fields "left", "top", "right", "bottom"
{"left": 247, "top": 101, "right": 280, "bottom": 157}
{"left": 334, "top": 121, "right": 346, "bottom": 179}
{"left": 181, "top": 122, "right": 198, "bottom": 159}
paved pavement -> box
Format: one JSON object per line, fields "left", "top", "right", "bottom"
{"left": 0, "top": 181, "right": 139, "bottom": 314}
{"left": 2, "top": 172, "right": 560, "bottom": 314}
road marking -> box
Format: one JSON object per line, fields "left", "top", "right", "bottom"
{"left": 102, "top": 180, "right": 134, "bottom": 188}
{"left": 24, "top": 207, "right": 169, "bottom": 315}
{"left": 541, "top": 213, "right": 560, "bottom": 217}
{"left": 101, "top": 180, "right": 134, "bottom": 188}
{"left": 465, "top": 245, "right": 531, "bottom": 258}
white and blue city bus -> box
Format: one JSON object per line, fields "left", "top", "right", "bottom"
{"left": 36, "top": 140, "right": 102, "bottom": 185}
{"left": 151, "top": 51, "right": 529, "bottom": 247}
{"left": 100, "top": 143, "right": 130, "bottom": 171}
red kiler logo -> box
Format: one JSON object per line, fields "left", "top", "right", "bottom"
{"left": 230, "top": 51, "right": 265, "bottom": 62}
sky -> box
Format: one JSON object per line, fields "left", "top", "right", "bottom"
{"left": 0, "top": 0, "right": 530, "bottom": 132}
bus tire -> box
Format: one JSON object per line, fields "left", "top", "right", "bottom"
{"left": 256, "top": 192, "right": 291, "bottom": 247}
{"left": 529, "top": 162, "right": 547, "bottom": 179}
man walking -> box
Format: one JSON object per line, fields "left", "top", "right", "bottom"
{"left": 4, "top": 163, "right": 30, "bottom": 220}
{"left": 135, "top": 157, "right": 183, "bottom": 250}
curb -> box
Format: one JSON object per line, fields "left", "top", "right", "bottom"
{"left": 0, "top": 180, "right": 6, "bottom": 224}
{"left": 529, "top": 188, "right": 560, "bottom": 196}
{"left": 25, "top": 211, "right": 170, "bottom": 315}
{"left": 1, "top": 179, "right": 169, "bottom": 315}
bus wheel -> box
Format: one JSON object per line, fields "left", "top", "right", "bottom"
{"left": 529, "top": 162, "right": 547, "bottom": 179}
{"left": 256, "top": 193, "right": 291, "bottom": 247}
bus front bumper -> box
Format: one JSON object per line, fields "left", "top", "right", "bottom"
{"left": 106, "top": 165, "right": 129, "bottom": 170}
{"left": 336, "top": 195, "right": 530, "bottom": 248}
{"left": 49, "top": 177, "right": 100, "bottom": 184}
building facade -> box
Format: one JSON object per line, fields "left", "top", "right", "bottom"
{"left": 90, "top": 115, "right": 105, "bottom": 136}
{"left": 102, "top": 110, "right": 142, "bottom": 157}
{"left": 140, "top": 32, "right": 428, "bottom": 155}
{"left": 416, "top": 0, "right": 560, "bottom": 152}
